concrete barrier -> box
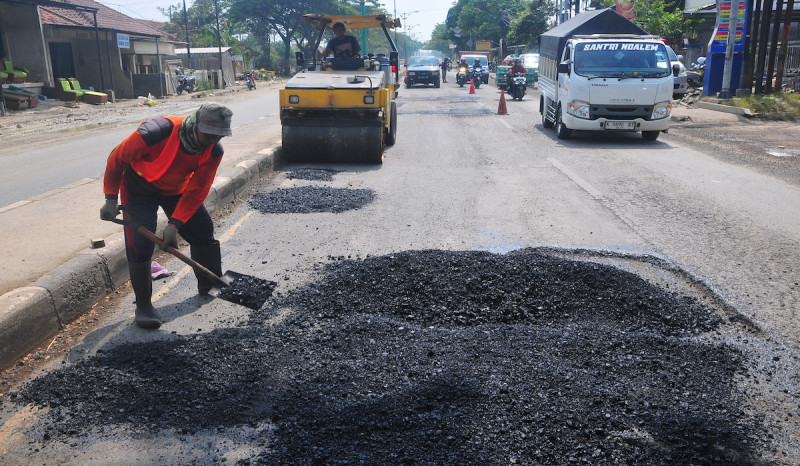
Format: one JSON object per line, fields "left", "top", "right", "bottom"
{"left": 0, "top": 287, "right": 60, "bottom": 370}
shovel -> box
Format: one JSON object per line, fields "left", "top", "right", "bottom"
{"left": 106, "top": 206, "right": 276, "bottom": 310}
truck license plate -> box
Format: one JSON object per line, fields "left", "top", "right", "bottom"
{"left": 605, "top": 121, "right": 636, "bottom": 131}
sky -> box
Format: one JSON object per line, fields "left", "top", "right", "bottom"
{"left": 95, "top": 0, "right": 454, "bottom": 43}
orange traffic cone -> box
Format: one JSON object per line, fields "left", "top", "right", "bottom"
{"left": 469, "top": 80, "right": 475, "bottom": 94}
{"left": 497, "top": 89, "right": 508, "bottom": 115}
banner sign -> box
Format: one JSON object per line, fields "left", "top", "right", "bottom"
{"left": 709, "top": 0, "right": 746, "bottom": 53}
{"left": 616, "top": 0, "right": 635, "bottom": 19}
{"left": 117, "top": 33, "right": 130, "bottom": 49}
{"left": 476, "top": 40, "right": 492, "bottom": 51}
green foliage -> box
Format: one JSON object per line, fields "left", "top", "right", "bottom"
{"left": 730, "top": 93, "right": 800, "bottom": 121}
{"left": 507, "top": 0, "right": 555, "bottom": 49}
{"left": 426, "top": 23, "right": 454, "bottom": 56}
{"left": 195, "top": 79, "right": 215, "bottom": 91}
{"left": 592, "top": 0, "right": 704, "bottom": 46}
{"left": 432, "top": 0, "right": 528, "bottom": 52}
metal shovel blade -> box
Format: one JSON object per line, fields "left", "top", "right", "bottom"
{"left": 208, "top": 270, "right": 277, "bottom": 310}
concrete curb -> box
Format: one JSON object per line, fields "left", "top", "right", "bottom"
{"left": 0, "top": 145, "right": 284, "bottom": 371}
{"left": 694, "top": 101, "right": 753, "bottom": 116}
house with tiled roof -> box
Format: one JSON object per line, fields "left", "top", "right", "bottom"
{"left": 0, "top": 0, "right": 185, "bottom": 99}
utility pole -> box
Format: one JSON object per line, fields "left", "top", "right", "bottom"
{"left": 774, "top": 0, "right": 796, "bottom": 91}
{"left": 398, "top": 11, "right": 418, "bottom": 60}
{"left": 361, "top": 0, "right": 367, "bottom": 53}
{"left": 754, "top": 0, "right": 773, "bottom": 94}
{"left": 764, "top": 0, "right": 784, "bottom": 93}
{"left": 183, "top": 0, "right": 192, "bottom": 68}
{"left": 213, "top": 0, "right": 224, "bottom": 88}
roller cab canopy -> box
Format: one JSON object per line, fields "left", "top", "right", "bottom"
{"left": 302, "top": 14, "right": 401, "bottom": 31}
{"left": 539, "top": 8, "right": 647, "bottom": 62}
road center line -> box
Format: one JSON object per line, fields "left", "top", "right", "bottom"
{"left": 498, "top": 118, "right": 512, "bottom": 130}
{"left": 547, "top": 157, "right": 603, "bottom": 200}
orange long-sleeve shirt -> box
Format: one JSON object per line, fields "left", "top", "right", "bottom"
{"left": 103, "top": 116, "right": 223, "bottom": 225}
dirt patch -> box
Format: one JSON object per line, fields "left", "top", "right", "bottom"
{"left": 9, "top": 250, "right": 770, "bottom": 464}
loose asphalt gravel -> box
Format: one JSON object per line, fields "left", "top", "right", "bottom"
{"left": 250, "top": 186, "right": 375, "bottom": 214}
{"left": 8, "top": 249, "right": 770, "bottom": 464}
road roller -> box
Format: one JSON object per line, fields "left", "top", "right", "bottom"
{"left": 279, "top": 14, "right": 401, "bottom": 164}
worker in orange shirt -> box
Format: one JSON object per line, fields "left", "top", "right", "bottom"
{"left": 100, "top": 102, "right": 233, "bottom": 329}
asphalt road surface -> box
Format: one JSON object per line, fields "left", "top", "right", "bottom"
{"left": 1, "top": 81, "right": 799, "bottom": 463}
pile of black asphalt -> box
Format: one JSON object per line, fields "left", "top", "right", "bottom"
{"left": 10, "top": 250, "right": 763, "bottom": 464}
{"left": 249, "top": 185, "right": 374, "bottom": 214}
{"left": 286, "top": 168, "right": 340, "bottom": 181}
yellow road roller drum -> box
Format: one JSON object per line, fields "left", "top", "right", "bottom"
{"left": 280, "top": 14, "right": 401, "bottom": 164}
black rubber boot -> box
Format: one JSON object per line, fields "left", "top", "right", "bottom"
{"left": 191, "top": 241, "right": 222, "bottom": 295}
{"left": 129, "top": 261, "right": 162, "bottom": 330}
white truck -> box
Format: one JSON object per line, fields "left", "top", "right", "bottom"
{"left": 538, "top": 9, "right": 681, "bottom": 141}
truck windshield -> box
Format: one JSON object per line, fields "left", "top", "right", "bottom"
{"left": 573, "top": 42, "right": 670, "bottom": 78}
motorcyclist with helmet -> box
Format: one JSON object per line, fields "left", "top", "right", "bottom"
{"left": 456, "top": 58, "right": 469, "bottom": 86}
{"left": 471, "top": 58, "right": 484, "bottom": 87}
{"left": 507, "top": 57, "right": 527, "bottom": 94}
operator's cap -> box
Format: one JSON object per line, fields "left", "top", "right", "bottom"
{"left": 196, "top": 102, "right": 233, "bottom": 136}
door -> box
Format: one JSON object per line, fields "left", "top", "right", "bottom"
{"left": 49, "top": 42, "right": 76, "bottom": 80}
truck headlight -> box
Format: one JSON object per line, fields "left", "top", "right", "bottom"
{"left": 651, "top": 101, "right": 672, "bottom": 119}
{"left": 363, "top": 95, "right": 375, "bottom": 104}
{"left": 567, "top": 100, "right": 590, "bottom": 119}
{"left": 289, "top": 95, "right": 300, "bottom": 104}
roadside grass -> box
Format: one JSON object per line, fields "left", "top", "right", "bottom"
{"left": 729, "top": 92, "right": 800, "bottom": 120}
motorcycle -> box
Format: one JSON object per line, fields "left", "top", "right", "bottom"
{"left": 175, "top": 68, "right": 195, "bottom": 95}
{"left": 471, "top": 65, "right": 483, "bottom": 89}
{"left": 687, "top": 56, "right": 705, "bottom": 88}
{"left": 509, "top": 72, "right": 526, "bottom": 101}
{"left": 244, "top": 72, "right": 256, "bottom": 90}
{"left": 456, "top": 65, "right": 469, "bottom": 87}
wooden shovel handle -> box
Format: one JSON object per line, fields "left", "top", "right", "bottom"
{"left": 134, "top": 225, "right": 228, "bottom": 288}
{"left": 106, "top": 207, "right": 227, "bottom": 288}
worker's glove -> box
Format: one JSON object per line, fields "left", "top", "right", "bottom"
{"left": 160, "top": 224, "right": 179, "bottom": 252}
{"left": 100, "top": 198, "right": 118, "bottom": 221}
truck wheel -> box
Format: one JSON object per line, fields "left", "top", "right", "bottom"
{"left": 434, "top": 78, "right": 440, "bottom": 88}
{"left": 385, "top": 101, "right": 398, "bottom": 146}
{"left": 642, "top": 131, "right": 660, "bottom": 141}
{"left": 405, "top": 82, "right": 411, "bottom": 89}
{"left": 556, "top": 107, "right": 572, "bottom": 140}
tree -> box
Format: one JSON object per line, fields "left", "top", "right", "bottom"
{"left": 456, "top": 0, "right": 529, "bottom": 47}
{"left": 507, "top": 0, "right": 555, "bottom": 49}
{"left": 593, "top": 0, "right": 704, "bottom": 46}
{"left": 426, "top": 23, "right": 454, "bottom": 56}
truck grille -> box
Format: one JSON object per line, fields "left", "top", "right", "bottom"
{"left": 591, "top": 104, "right": 654, "bottom": 121}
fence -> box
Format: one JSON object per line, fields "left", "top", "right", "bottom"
{"left": 786, "top": 45, "right": 800, "bottom": 71}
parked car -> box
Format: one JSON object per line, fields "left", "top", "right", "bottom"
{"left": 460, "top": 55, "right": 489, "bottom": 84}
{"left": 519, "top": 52, "right": 540, "bottom": 83}
{"left": 665, "top": 45, "right": 688, "bottom": 99}
{"left": 405, "top": 55, "right": 441, "bottom": 88}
